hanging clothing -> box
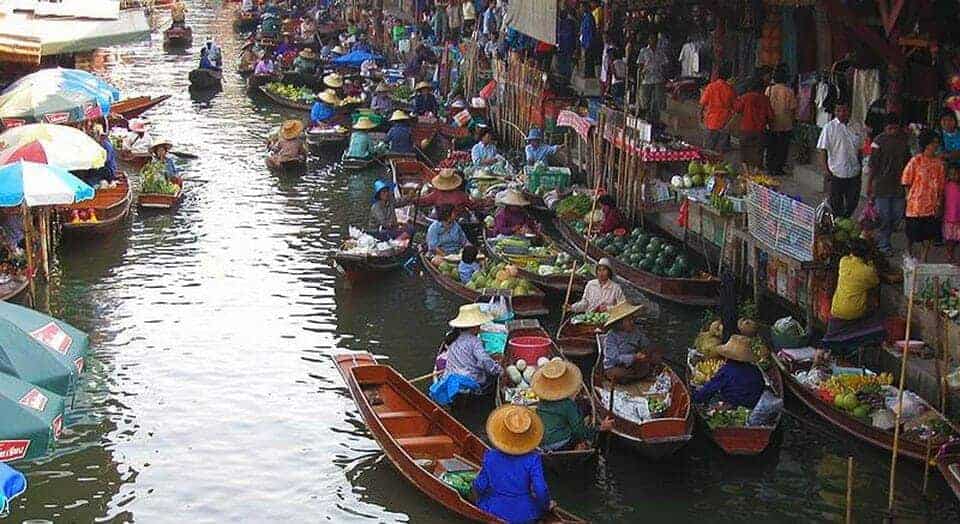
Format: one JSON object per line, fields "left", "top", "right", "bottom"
{"left": 679, "top": 41, "right": 704, "bottom": 79}
{"left": 814, "top": 81, "right": 833, "bottom": 128}
{"left": 850, "top": 69, "right": 880, "bottom": 129}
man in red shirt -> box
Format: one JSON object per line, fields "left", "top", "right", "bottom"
{"left": 733, "top": 77, "right": 774, "bottom": 168}
{"left": 699, "top": 65, "right": 736, "bottom": 153}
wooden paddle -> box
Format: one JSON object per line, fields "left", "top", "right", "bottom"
{"left": 170, "top": 150, "right": 198, "bottom": 159}
{"left": 409, "top": 369, "right": 442, "bottom": 384}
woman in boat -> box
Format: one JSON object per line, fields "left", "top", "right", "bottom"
{"left": 267, "top": 120, "right": 306, "bottom": 167}
{"left": 524, "top": 127, "right": 562, "bottom": 166}
{"left": 385, "top": 110, "right": 414, "bottom": 154}
{"left": 426, "top": 204, "right": 469, "bottom": 256}
{"left": 199, "top": 40, "right": 222, "bottom": 71}
{"left": 92, "top": 124, "right": 118, "bottom": 184}
{"left": 238, "top": 38, "right": 258, "bottom": 73}
{"left": 122, "top": 119, "right": 153, "bottom": 156}
{"left": 254, "top": 54, "right": 277, "bottom": 76}
{"left": 531, "top": 359, "right": 612, "bottom": 451}
{"left": 370, "top": 82, "right": 394, "bottom": 115}
{"left": 292, "top": 47, "right": 318, "bottom": 76}
{"left": 368, "top": 179, "right": 412, "bottom": 239}
{"left": 473, "top": 404, "right": 552, "bottom": 523}
{"left": 417, "top": 169, "right": 476, "bottom": 213}
{"left": 412, "top": 81, "right": 438, "bottom": 116}
{"left": 149, "top": 138, "right": 179, "bottom": 181}
{"left": 441, "top": 304, "right": 500, "bottom": 389}
{"left": 310, "top": 90, "right": 340, "bottom": 127}
{"left": 345, "top": 116, "right": 377, "bottom": 160}
{"left": 491, "top": 188, "right": 538, "bottom": 236}
{"left": 569, "top": 257, "right": 624, "bottom": 313}
{"left": 602, "top": 302, "right": 659, "bottom": 383}
{"left": 821, "top": 237, "right": 885, "bottom": 352}
{"left": 596, "top": 195, "right": 626, "bottom": 234}
{"left": 470, "top": 129, "right": 499, "bottom": 166}
{"left": 170, "top": 0, "right": 187, "bottom": 28}
{"left": 692, "top": 334, "right": 765, "bottom": 409}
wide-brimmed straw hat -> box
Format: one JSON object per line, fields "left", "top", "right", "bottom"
{"left": 496, "top": 187, "right": 529, "bottom": 207}
{"left": 323, "top": 72, "right": 344, "bottom": 88}
{"left": 430, "top": 168, "right": 463, "bottom": 191}
{"left": 150, "top": 138, "right": 173, "bottom": 152}
{"left": 298, "top": 48, "right": 317, "bottom": 60}
{"left": 486, "top": 405, "right": 543, "bottom": 455}
{"left": 604, "top": 301, "right": 643, "bottom": 328}
{"left": 353, "top": 116, "right": 377, "bottom": 130}
{"left": 448, "top": 304, "right": 493, "bottom": 328}
{"left": 415, "top": 80, "right": 432, "bottom": 91}
{"left": 280, "top": 119, "right": 304, "bottom": 140}
{"left": 531, "top": 360, "right": 582, "bottom": 401}
{"left": 715, "top": 335, "right": 755, "bottom": 363}
{"left": 371, "top": 179, "right": 396, "bottom": 203}
{"left": 470, "top": 97, "right": 487, "bottom": 109}
{"left": 318, "top": 89, "right": 340, "bottom": 105}
{"left": 389, "top": 109, "right": 411, "bottom": 122}
{"left": 375, "top": 82, "right": 392, "bottom": 93}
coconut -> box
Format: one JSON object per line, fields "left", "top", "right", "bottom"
{"left": 738, "top": 318, "right": 759, "bottom": 336}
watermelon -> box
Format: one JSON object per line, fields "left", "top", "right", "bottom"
{"left": 666, "top": 264, "right": 683, "bottom": 278}
{"left": 649, "top": 238, "right": 662, "bottom": 250}
{"left": 640, "top": 258, "right": 655, "bottom": 271}
{"left": 662, "top": 245, "right": 676, "bottom": 257}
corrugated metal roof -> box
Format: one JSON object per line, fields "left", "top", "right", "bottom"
{"left": 0, "top": 7, "right": 149, "bottom": 63}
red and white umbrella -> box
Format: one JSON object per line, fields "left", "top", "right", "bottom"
{"left": 0, "top": 123, "right": 105, "bottom": 171}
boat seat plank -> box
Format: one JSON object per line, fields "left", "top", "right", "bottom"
{"left": 379, "top": 410, "right": 422, "bottom": 420}
{"left": 397, "top": 435, "right": 454, "bottom": 447}
{"left": 397, "top": 435, "right": 457, "bottom": 456}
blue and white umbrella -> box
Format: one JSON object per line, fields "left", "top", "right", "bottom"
{"left": 0, "top": 68, "right": 120, "bottom": 126}
{"left": 0, "top": 161, "right": 95, "bottom": 207}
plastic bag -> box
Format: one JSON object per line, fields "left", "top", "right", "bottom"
{"left": 771, "top": 316, "right": 808, "bottom": 349}
{"left": 858, "top": 199, "right": 880, "bottom": 232}
{"left": 747, "top": 389, "right": 784, "bottom": 426}
{"left": 885, "top": 390, "right": 925, "bottom": 419}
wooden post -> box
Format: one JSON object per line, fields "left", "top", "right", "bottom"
{"left": 38, "top": 208, "right": 50, "bottom": 280}
{"left": 922, "top": 436, "right": 933, "bottom": 496}
{"left": 845, "top": 456, "right": 854, "bottom": 524}
{"left": 887, "top": 266, "right": 918, "bottom": 514}
{"left": 20, "top": 204, "right": 35, "bottom": 297}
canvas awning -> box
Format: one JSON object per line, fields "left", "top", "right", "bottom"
{"left": 0, "top": 8, "right": 149, "bottom": 64}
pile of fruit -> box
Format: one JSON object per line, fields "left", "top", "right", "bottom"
{"left": 832, "top": 217, "right": 862, "bottom": 250}
{"left": 491, "top": 237, "right": 590, "bottom": 278}
{"left": 691, "top": 357, "right": 723, "bottom": 386}
{"left": 434, "top": 259, "right": 537, "bottom": 295}
{"left": 265, "top": 82, "right": 315, "bottom": 103}
{"left": 141, "top": 161, "right": 180, "bottom": 195}
{"left": 592, "top": 229, "right": 696, "bottom": 278}
{"left": 816, "top": 373, "right": 894, "bottom": 423}
{"left": 571, "top": 311, "right": 609, "bottom": 325}
{"left": 670, "top": 160, "right": 734, "bottom": 189}
{"left": 555, "top": 193, "right": 592, "bottom": 220}
{"left": 504, "top": 356, "right": 564, "bottom": 405}
{"left": 392, "top": 84, "right": 414, "bottom": 103}
{"left": 705, "top": 405, "right": 751, "bottom": 429}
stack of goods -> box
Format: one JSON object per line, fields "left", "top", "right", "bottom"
{"left": 503, "top": 356, "right": 563, "bottom": 405}
{"left": 488, "top": 236, "right": 591, "bottom": 278}
{"left": 524, "top": 162, "right": 571, "bottom": 196}
{"left": 265, "top": 82, "right": 315, "bottom": 103}
{"left": 140, "top": 162, "right": 180, "bottom": 195}
{"left": 591, "top": 229, "right": 697, "bottom": 278}
{"left": 554, "top": 193, "right": 592, "bottom": 221}
{"left": 461, "top": 262, "right": 537, "bottom": 295}
{"left": 341, "top": 226, "right": 408, "bottom": 256}
{"left": 570, "top": 311, "right": 609, "bottom": 326}
{"left": 391, "top": 85, "right": 414, "bottom": 104}
{"left": 598, "top": 371, "right": 671, "bottom": 423}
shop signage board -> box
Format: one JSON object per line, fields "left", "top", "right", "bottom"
{"left": 746, "top": 182, "right": 816, "bottom": 262}
{"left": 506, "top": 0, "right": 557, "bottom": 44}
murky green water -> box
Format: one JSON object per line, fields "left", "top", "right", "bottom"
{"left": 5, "top": 2, "right": 960, "bottom": 522}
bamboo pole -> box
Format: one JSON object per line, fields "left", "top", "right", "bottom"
{"left": 922, "top": 436, "right": 933, "bottom": 496}
{"left": 845, "top": 457, "right": 854, "bottom": 524}
{"left": 887, "top": 267, "right": 918, "bottom": 514}
{"left": 20, "top": 204, "right": 35, "bottom": 297}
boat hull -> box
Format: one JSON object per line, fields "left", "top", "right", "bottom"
{"left": 419, "top": 252, "right": 549, "bottom": 317}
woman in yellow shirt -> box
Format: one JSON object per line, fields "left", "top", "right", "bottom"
{"left": 823, "top": 239, "right": 885, "bottom": 353}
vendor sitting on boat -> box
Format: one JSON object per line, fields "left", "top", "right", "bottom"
{"left": 602, "top": 302, "right": 660, "bottom": 383}
{"left": 473, "top": 405, "right": 552, "bottom": 523}
{"left": 470, "top": 130, "right": 499, "bottom": 166}
{"left": 412, "top": 81, "right": 438, "bottom": 116}
{"left": 122, "top": 119, "right": 153, "bottom": 155}
{"left": 239, "top": 39, "right": 259, "bottom": 73}
{"left": 254, "top": 54, "right": 277, "bottom": 76}
{"left": 292, "top": 48, "right": 318, "bottom": 76}
{"left": 524, "top": 127, "right": 562, "bottom": 166}
{"left": 692, "top": 335, "right": 765, "bottom": 409}
{"left": 491, "top": 188, "right": 538, "bottom": 236}
{"left": 597, "top": 195, "right": 626, "bottom": 234}
{"left": 418, "top": 169, "right": 476, "bottom": 212}
{"left": 92, "top": 124, "right": 118, "bottom": 183}
{"left": 370, "top": 83, "right": 394, "bottom": 115}
{"left": 822, "top": 238, "right": 884, "bottom": 352}
{"left": 531, "top": 359, "right": 611, "bottom": 451}
{"left": 426, "top": 204, "right": 469, "bottom": 256}
{"left": 149, "top": 138, "right": 179, "bottom": 181}
{"left": 458, "top": 244, "right": 481, "bottom": 283}
{"left": 345, "top": 116, "right": 378, "bottom": 160}
{"left": 369, "top": 179, "right": 412, "bottom": 240}
{"left": 386, "top": 110, "right": 414, "bottom": 154}
{"left": 310, "top": 90, "right": 340, "bottom": 127}
{"left": 569, "top": 257, "right": 624, "bottom": 313}
{"left": 267, "top": 120, "right": 306, "bottom": 166}
{"left": 441, "top": 304, "right": 501, "bottom": 389}
{"left": 170, "top": 0, "right": 187, "bottom": 27}
{"left": 323, "top": 72, "right": 345, "bottom": 95}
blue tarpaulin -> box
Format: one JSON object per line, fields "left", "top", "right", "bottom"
{"left": 428, "top": 374, "right": 479, "bottom": 406}
{"left": 0, "top": 462, "right": 26, "bottom": 515}
{"left": 332, "top": 50, "right": 384, "bottom": 68}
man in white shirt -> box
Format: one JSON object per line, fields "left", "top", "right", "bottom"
{"left": 816, "top": 102, "right": 865, "bottom": 218}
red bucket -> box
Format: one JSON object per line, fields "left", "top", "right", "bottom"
{"left": 884, "top": 317, "right": 907, "bottom": 342}
{"left": 509, "top": 336, "right": 551, "bottom": 364}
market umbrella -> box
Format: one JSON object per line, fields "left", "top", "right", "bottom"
{"left": 0, "top": 301, "right": 89, "bottom": 395}
{"left": 0, "top": 68, "right": 120, "bottom": 126}
{"left": 0, "top": 123, "right": 106, "bottom": 170}
{"left": 0, "top": 161, "right": 95, "bottom": 207}
{"left": 0, "top": 374, "right": 64, "bottom": 463}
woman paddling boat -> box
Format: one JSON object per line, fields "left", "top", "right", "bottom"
{"left": 266, "top": 119, "right": 307, "bottom": 171}
{"left": 557, "top": 257, "right": 623, "bottom": 357}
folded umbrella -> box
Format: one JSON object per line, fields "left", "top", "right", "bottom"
{"left": 0, "top": 123, "right": 106, "bottom": 170}
{"left": 0, "top": 374, "right": 64, "bottom": 463}
{"left": 0, "top": 161, "right": 95, "bottom": 207}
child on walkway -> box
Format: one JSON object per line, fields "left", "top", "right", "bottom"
{"left": 902, "top": 130, "right": 947, "bottom": 262}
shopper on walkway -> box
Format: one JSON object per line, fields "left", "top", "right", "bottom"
{"left": 765, "top": 68, "right": 797, "bottom": 177}
{"left": 901, "top": 130, "right": 947, "bottom": 262}
{"left": 940, "top": 112, "right": 960, "bottom": 263}
{"left": 817, "top": 102, "right": 864, "bottom": 218}
{"left": 636, "top": 33, "right": 669, "bottom": 123}
{"left": 733, "top": 77, "right": 774, "bottom": 169}
{"left": 579, "top": 4, "right": 600, "bottom": 78}
{"left": 867, "top": 114, "right": 911, "bottom": 255}
{"left": 699, "top": 65, "right": 736, "bottom": 153}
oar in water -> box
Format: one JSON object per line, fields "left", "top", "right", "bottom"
{"left": 169, "top": 150, "right": 198, "bottom": 159}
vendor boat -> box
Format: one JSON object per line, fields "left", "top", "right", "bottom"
{"left": 163, "top": 26, "right": 193, "bottom": 48}
{"left": 553, "top": 217, "right": 720, "bottom": 307}
{"left": 481, "top": 230, "right": 589, "bottom": 296}
{"left": 937, "top": 441, "right": 960, "bottom": 501}
{"left": 279, "top": 70, "right": 321, "bottom": 90}
{"left": 419, "top": 252, "right": 549, "bottom": 317}
{"left": 495, "top": 320, "right": 597, "bottom": 467}
{"left": 306, "top": 124, "right": 350, "bottom": 154}
{"left": 555, "top": 318, "right": 604, "bottom": 358}
{"left": 138, "top": 177, "right": 183, "bottom": 210}
{"left": 772, "top": 350, "right": 958, "bottom": 461}
{"left": 391, "top": 159, "right": 487, "bottom": 240}
{"left": 265, "top": 155, "right": 307, "bottom": 174}
{"left": 334, "top": 352, "right": 585, "bottom": 523}
{"left": 108, "top": 95, "right": 171, "bottom": 122}
{"left": 60, "top": 173, "right": 133, "bottom": 237}
{"left": 592, "top": 334, "right": 694, "bottom": 459}
{"left": 188, "top": 68, "right": 223, "bottom": 90}
{"left": 0, "top": 274, "right": 30, "bottom": 302}
{"left": 245, "top": 73, "right": 277, "bottom": 95}
{"left": 686, "top": 349, "right": 783, "bottom": 455}
{"left": 117, "top": 148, "right": 151, "bottom": 170}
{"left": 331, "top": 239, "right": 412, "bottom": 282}
{"left": 233, "top": 11, "right": 258, "bottom": 32}
{"left": 340, "top": 154, "right": 377, "bottom": 173}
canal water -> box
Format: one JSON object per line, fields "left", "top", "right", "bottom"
{"left": 7, "top": 2, "right": 960, "bottom": 522}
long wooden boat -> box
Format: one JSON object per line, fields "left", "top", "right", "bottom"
{"left": 496, "top": 320, "right": 597, "bottom": 467}
{"left": 334, "top": 352, "right": 585, "bottom": 523}
{"left": 306, "top": 125, "right": 349, "bottom": 154}
{"left": 246, "top": 73, "right": 277, "bottom": 94}
{"left": 391, "top": 159, "right": 487, "bottom": 240}
{"left": 937, "top": 441, "right": 960, "bottom": 501}
{"left": 332, "top": 244, "right": 412, "bottom": 282}
{"left": 188, "top": 68, "right": 222, "bottom": 90}
{"left": 0, "top": 274, "right": 30, "bottom": 302}
{"left": 163, "top": 26, "right": 193, "bottom": 47}
{"left": 60, "top": 173, "right": 132, "bottom": 237}
{"left": 419, "top": 252, "right": 549, "bottom": 317}
{"left": 773, "top": 351, "right": 957, "bottom": 461}
{"left": 266, "top": 155, "right": 307, "bottom": 173}
{"left": 593, "top": 334, "right": 694, "bottom": 459}
{"left": 118, "top": 148, "right": 151, "bottom": 170}
{"left": 553, "top": 216, "right": 720, "bottom": 307}
{"left": 686, "top": 350, "right": 783, "bottom": 455}
{"left": 481, "top": 230, "right": 588, "bottom": 296}
{"left": 556, "top": 318, "right": 603, "bottom": 358}
{"left": 138, "top": 178, "right": 183, "bottom": 210}
{"left": 109, "top": 95, "right": 171, "bottom": 121}
{"left": 258, "top": 85, "right": 312, "bottom": 111}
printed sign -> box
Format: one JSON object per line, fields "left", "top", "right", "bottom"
{"left": 30, "top": 322, "right": 73, "bottom": 355}
{"left": 556, "top": 110, "right": 592, "bottom": 141}
{"left": 52, "top": 415, "right": 63, "bottom": 440}
{"left": 19, "top": 388, "right": 48, "bottom": 412}
{"left": 0, "top": 440, "right": 30, "bottom": 462}
{"left": 1, "top": 118, "right": 26, "bottom": 128}
{"left": 43, "top": 112, "right": 71, "bottom": 124}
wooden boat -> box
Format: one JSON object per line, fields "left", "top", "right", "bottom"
{"left": 60, "top": 173, "right": 133, "bottom": 237}
{"left": 258, "top": 85, "right": 312, "bottom": 111}
{"left": 118, "top": 148, "right": 151, "bottom": 170}
{"left": 685, "top": 350, "right": 783, "bottom": 455}
{"left": 334, "top": 352, "right": 585, "bottom": 523}
{"left": 419, "top": 252, "right": 549, "bottom": 317}
{"left": 266, "top": 155, "right": 307, "bottom": 173}
{"left": 332, "top": 243, "right": 412, "bottom": 282}
{"left": 773, "top": 351, "right": 958, "bottom": 461}
{"left": 108, "top": 95, "right": 171, "bottom": 121}
{"left": 233, "top": 11, "right": 259, "bottom": 32}
{"left": 0, "top": 274, "right": 30, "bottom": 302}
{"left": 188, "top": 68, "right": 223, "bottom": 90}
{"left": 556, "top": 318, "right": 603, "bottom": 358}
{"left": 495, "top": 320, "right": 597, "bottom": 466}
{"left": 138, "top": 178, "right": 183, "bottom": 210}
{"left": 163, "top": 26, "right": 193, "bottom": 47}
{"left": 592, "top": 334, "right": 694, "bottom": 459}
{"left": 937, "top": 441, "right": 960, "bottom": 501}
{"left": 341, "top": 154, "right": 377, "bottom": 172}
{"left": 391, "top": 159, "right": 486, "bottom": 240}
{"left": 481, "top": 230, "right": 589, "bottom": 296}
{"left": 553, "top": 216, "right": 720, "bottom": 307}
{"left": 306, "top": 125, "right": 349, "bottom": 154}
{"left": 245, "top": 73, "right": 276, "bottom": 94}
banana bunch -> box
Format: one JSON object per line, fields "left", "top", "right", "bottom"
{"left": 692, "top": 358, "right": 724, "bottom": 385}
{"left": 823, "top": 374, "right": 889, "bottom": 396}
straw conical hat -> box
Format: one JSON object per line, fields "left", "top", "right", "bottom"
{"left": 323, "top": 72, "right": 344, "bottom": 88}
{"left": 716, "top": 335, "right": 755, "bottom": 363}
{"left": 603, "top": 301, "right": 643, "bottom": 328}
{"left": 415, "top": 80, "right": 432, "bottom": 91}
{"left": 150, "top": 138, "right": 173, "bottom": 151}
{"left": 318, "top": 89, "right": 340, "bottom": 105}
{"left": 353, "top": 116, "right": 377, "bottom": 130}
{"left": 298, "top": 48, "right": 317, "bottom": 60}
{"left": 531, "top": 360, "right": 582, "bottom": 401}
{"left": 280, "top": 120, "right": 304, "bottom": 139}
{"left": 389, "top": 110, "right": 411, "bottom": 122}
{"left": 486, "top": 405, "right": 543, "bottom": 455}
{"left": 496, "top": 188, "right": 529, "bottom": 207}
{"left": 430, "top": 168, "right": 462, "bottom": 191}
{"left": 448, "top": 304, "right": 493, "bottom": 328}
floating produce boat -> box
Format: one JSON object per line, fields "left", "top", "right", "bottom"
{"left": 163, "top": 26, "right": 193, "bottom": 47}
{"left": 258, "top": 84, "right": 311, "bottom": 111}
{"left": 108, "top": 95, "right": 171, "bottom": 121}
{"left": 481, "top": 230, "right": 590, "bottom": 296}
{"left": 188, "top": 68, "right": 222, "bottom": 90}
{"left": 306, "top": 125, "right": 349, "bottom": 154}
{"left": 937, "top": 441, "right": 960, "bottom": 501}
{"left": 60, "top": 173, "right": 132, "bottom": 237}
{"left": 332, "top": 233, "right": 411, "bottom": 282}
{"left": 592, "top": 334, "right": 693, "bottom": 458}
{"left": 138, "top": 168, "right": 183, "bottom": 210}
{"left": 773, "top": 349, "right": 957, "bottom": 461}
{"left": 419, "top": 252, "right": 549, "bottom": 317}
{"left": 496, "top": 320, "right": 597, "bottom": 466}
{"left": 555, "top": 314, "right": 607, "bottom": 358}
{"left": 245, "top": 74, "right": 276, "bottom": 94}
{"left": 266, "top": 156, "right": 306, "bottom": 173}
{"left": 686, "top": 349, "right": 783, "bottom": 455}
{"left": 334, "top": 352, "right": 585, "bottom": 523}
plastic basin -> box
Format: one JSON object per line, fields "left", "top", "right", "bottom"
{"left": 509, "top": 336, "right": 551, "bottom": 364}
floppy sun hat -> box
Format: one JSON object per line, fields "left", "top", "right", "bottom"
{"left": 486, "top": 404, "right": 544, "bottom": 455}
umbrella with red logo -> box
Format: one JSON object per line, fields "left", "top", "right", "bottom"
{"left": 0, "top": 123, "right": 106, "bottom": 171}
{"left": 0, "top": 374, "right": 64, "bottom": 463}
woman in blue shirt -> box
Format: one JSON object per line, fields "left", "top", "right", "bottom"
{"left": 310, "top": 90, "right": 340, "bottom": 127}
{"left": 386, "top": 110, "right": 414, "bottom": 154}
{"left": 474, "top": 404, "right": 552, "bottom": 524}
{"left": 692, "top": 334, "right": 764, "bottom": 408}
{"left": 412, "top": 81, "right": 438, "bottom": 115}
{"left": 471, "top": 129, "right": 499, "bottom": 166}
{"left": 602, "top": 302, "right": 659, "bottom": 383}
{"left": 426, "top": 204, "right": 468, "bottom": 255}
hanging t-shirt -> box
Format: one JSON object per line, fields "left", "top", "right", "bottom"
{"left": 679, "top": 42, "right": 703, "bottom": 78}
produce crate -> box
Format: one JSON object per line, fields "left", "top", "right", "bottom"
{"left": 524, "top": 166, "right": 571, "bottom": 195}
